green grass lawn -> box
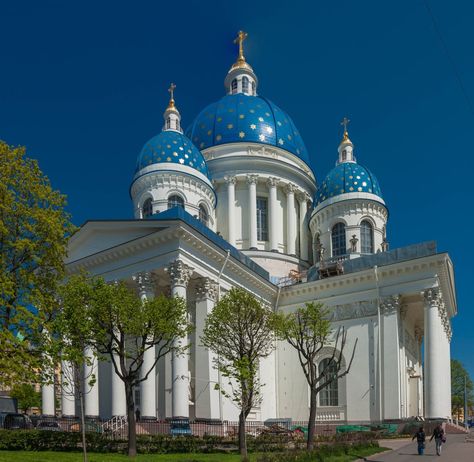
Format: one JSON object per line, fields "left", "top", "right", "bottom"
{"left": 0, "top": 446, "right": 388, "bottom": 462}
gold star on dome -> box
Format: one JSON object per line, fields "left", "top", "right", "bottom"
{"left": 250, "top": 124, "right": 256, "bottom": 130}
{"left": 227, "top": 123, "right": 234, "bottom": 129}
{"left": 259, "top": 134, "right": 265, "bottom": 141}
{"left": 278, "top": 138, "right": 284, "bottom": 145}
{"left": 266, "top": 126, "right": 273, "bottom": 134}
{"left": 239, "top": 131, "right": 245, "bottom": 138}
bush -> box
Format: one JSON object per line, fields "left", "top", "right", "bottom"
{"left": 0, "top": 430, "right": 378, "bottom": 455}
{"left": 256, "top": 441, "right": 380, "bottom": 461}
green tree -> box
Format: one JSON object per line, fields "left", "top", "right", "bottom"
{"left": 201, "top": 288, "right": 276, "bottom": 461}
{"left": 273, "top": 302, "right": 357, "bottom": 450}
{"left": 451, "top": 359, "right": 473, "bottom": 420}
{"left": 10, "top": 383, "right": 41, "bottom": 414}
{"left": 0, "top": 141, "right": 74, "bottom": 387}
{"left": 50, "top": 273, "right": 99, "bottom": 462}
{"left": 83, "top": 275, "right": 191, "bottom": 458}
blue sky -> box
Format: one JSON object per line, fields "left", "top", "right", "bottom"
{"left": 1, "top": 1, "right": 473, "bottom": 378}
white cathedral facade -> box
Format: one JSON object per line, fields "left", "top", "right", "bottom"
{"left": 42, "top": 33, "right": 456, "bottom": 424}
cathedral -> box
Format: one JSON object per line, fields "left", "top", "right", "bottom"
{"left": 41, "top": 32, "right": 456, "bottom": 425}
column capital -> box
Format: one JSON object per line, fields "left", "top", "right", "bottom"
{"left": 133, "top": 272, "right": 155, "bottom": 296}
{"left": 267, "top": 176, "right": 279, "bottom": 188}
{"left": 399, "top": 302, "right": 409, "bottom": 320}
{"left": 166, "top": 260, "right": 193, "bottom": 288}
{"left": 195, "top": 278, "right": 218, "bottom": 302}
{"left": 423, "top": 288, "right": 441, "bottom": 305}
{"left": 224, "top": 175, "right": 236, "bottom": 185}
{"left": 380, "top": 294, "right": 400, "bottom": 315}
{"left": 297, "top": 191, "right": 311, "bottom": 202}
{"left": 285, "top": 182, "right": 298, "bottom": 194}
{"left": 246, "top": 174, "right": 259, "bottom": 185}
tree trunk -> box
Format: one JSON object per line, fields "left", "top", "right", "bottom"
{"left": 79, "top": 388, "right": 88, "bottom": 462}
{"left": 125, "top": 381, "right": 137, "bottom": 457}
{"left": 307, "top": 387, "right": 317, "bottom": 450}
{"left": 238, "top": 410, "right": 248, "bottom": 461}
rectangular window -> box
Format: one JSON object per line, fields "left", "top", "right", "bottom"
{"left": 134, "top": 388, "right": 141, "bottom": 407}
{"left": 256, "top": 197, "right": 268, "bottom": 241}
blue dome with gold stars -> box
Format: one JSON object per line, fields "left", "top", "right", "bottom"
{"left": 136, "top": 130, "right": 209, "bottom": 178}
{"left": 315, "top": 162, "right": 383, "bottom": 206}
{"left": 186, "top": 94, "right": 310, "bottom": 166}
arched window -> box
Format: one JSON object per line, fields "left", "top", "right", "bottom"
{"left": 319, "top": 358, "right": 339, "bottom": 406}
{"left": 231, "top": 79, "right": 238, "bottom": 94}
{"left": 199, "top": 204, "right": 209, "bottom": 226}
{"left": 242, "top": 76, "right": 249, "bottom": 94}
{"left": 252, "top": 81, "right": 256, "bottom": 95}
{"left": 142, "top": 198, "right": 153, "bottom": 218}
{"left": 331, "top": 223, "right": 346, "bottom": 257}
{"left": 360, "top": 220, "right": 374, "bottom": 253}
{"left": 167, "top": 195, "right": 184, "bottom": 210}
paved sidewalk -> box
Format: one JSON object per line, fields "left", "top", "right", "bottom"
{"left": 358, "top": 433, "right": 473, "bottom": 461}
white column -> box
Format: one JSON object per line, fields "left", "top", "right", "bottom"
{"left": 298, "top": 192, "right": 309, "bottom": 261}
{"left": 167, "top": 259, "right": 193, "bottom": 418}
{"left": 84, "top": 346, "right": 99, "bottom": 418}
{"left": 136, "top": 272, "right": 157, "bottom": 420}
{"left": 423, "top": 289, "right": 444, "bottom": 419}
{"left": 42, "top": 382, "right": 55, "bottom": 417}
{"left": 439, "top": 301, "right": 452, "bottom": 418}
{"left": 286, "top": 183, "right": 297, "bottom": 256}
{"left": 267, "top": 177, "right": 279, "bottom": 252}
{"left": 195, "top": 278, "right": 221, "bottom": 420}
{"left": 225, "top": 176, "right": 236, "bottom": 246}
{"left": 247, "top": 174, "right": 258, "bottom": 250}
{"left": 61, "top": 360, "right": 76, "bottom": 417}
{"left": 111, "top": 352, "right": 126, "bottom": 417}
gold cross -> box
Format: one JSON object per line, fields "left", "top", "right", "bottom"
{"left": 233, "top": 30, "right": 248, "bottom": 62}
{"left": 168, "top": 83, "right": 176, "bottom": 101}
{"left": 340, "top": 116, "right": 350, "bottom": 133}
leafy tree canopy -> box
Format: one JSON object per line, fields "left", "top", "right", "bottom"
{"left": 10, "top": 383, "right": 41, "bottom": 414}
{"left": 451, "top": 359, "right": 473, "bottom": 418}
{"left": 0, "top": 141, "right": 75, "bottom": 387}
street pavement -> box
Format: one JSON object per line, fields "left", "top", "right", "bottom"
{"left": 358, "top": 432, "right": 474, "bottom": 461}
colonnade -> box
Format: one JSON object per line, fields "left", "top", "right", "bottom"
{"left": 224, "top": 175, "right": 310, "bottom": 259}
{"left": 42, "top": 260, "right": 220, "bottom": 421}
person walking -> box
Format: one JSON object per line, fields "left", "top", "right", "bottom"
{"left": 430, "top": 423, "right": 445, "bottom": 456}
{"left": 412, "top": 426, "right": 426, "bottom": 455}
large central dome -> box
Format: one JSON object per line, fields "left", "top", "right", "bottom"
{"left": 186, "top": 94, "right": 310, "bottom": 166}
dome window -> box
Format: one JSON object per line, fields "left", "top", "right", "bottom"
{"left": 231, "top": 79, "right": 238, "bottom": 94}
{"left": 360, "top": 220, "right": 374, "bottom": 254}
{"left": 256, "top": 197, "right": 268, "bottom": 241}
{"left": 199, "top": 204, "right": 209, "bottom": 226}
{"left": 142, "top": 198, "right": 153, "bottom": 218}
{"left": 331, "top": 222, "right": 346, "bottom": 257}
{"left": 168, "top": 195, "right": 184, "bottom": 210}
{"left": 242, "top": 76, "right": 249, "bottom": 94}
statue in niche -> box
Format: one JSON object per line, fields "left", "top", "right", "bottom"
{"left": 349, "top": 234, "right": 358, "bottom": 253}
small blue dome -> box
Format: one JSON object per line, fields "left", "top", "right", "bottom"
{"left": 315, "top": 162, "right": 382, "bottom": 206}
{"left": 136, "top": 130, "right": 209, "bottom": 178}
{"left": 186, "top": 94, "right": 311, "bottom": 166}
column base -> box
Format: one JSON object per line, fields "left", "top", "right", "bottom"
{"left": 62, "top": 414, "right": 77, "bottom": 419}
{"left": 249, "top": 247, "right": 258, "bottom": 251}
{"left": 85, "top": 415, "right": 100, "bottom": 420}
{"left": 271, "top": 249, "right": 279, "bottom": 253}
{"left": 41, "top": 414, "right": 55, "bottom": 418}
{"left": 140, "top": 415, "right": 157, "bottom": 421}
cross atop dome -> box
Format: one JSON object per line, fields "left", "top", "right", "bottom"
{"left": 225, "top": 30, "right": 258, "bottom": 96}
{"left": 167, "top": 83, "right": 176, "bottom": 109}
{"left": 337, "top": 116, "right": 356, "bottom": 164}
{"left": 163, "top": 83, "right": 182, "bottom": 133}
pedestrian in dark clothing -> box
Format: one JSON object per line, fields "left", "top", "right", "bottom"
{"left": 135, "top": 408, "right": 140, "bottom": 422}
{"left": 412, "top": 426, "right": 426, "bottom": 455}
{"left": 430, "top": 423, "right": 445, "bottom": 456}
